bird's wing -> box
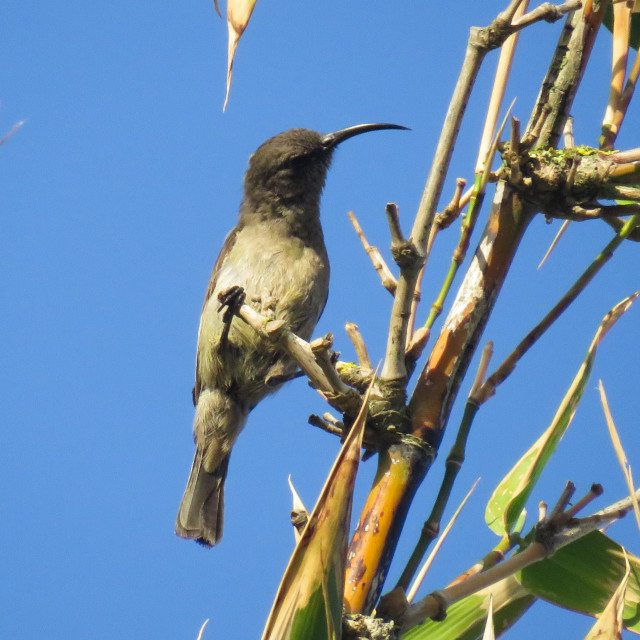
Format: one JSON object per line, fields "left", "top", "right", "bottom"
{"left": 192, "top": 225, "right": 241, "bottom": 406}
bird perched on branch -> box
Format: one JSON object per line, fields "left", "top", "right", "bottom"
{"left": 176, "top": 123, "right": 407, "bottom": 546}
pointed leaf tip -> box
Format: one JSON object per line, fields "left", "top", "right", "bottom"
{"left": 223, "top": 0, "right": 258, "bottom": 111}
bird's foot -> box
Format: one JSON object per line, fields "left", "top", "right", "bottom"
{"left": 217, "top": 286, "right": 246, "bottom": 346}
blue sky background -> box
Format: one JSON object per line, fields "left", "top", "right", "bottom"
{"left": 2, "top": 1, "right": 639, "bottom": 638}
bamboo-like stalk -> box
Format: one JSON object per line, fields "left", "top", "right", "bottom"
{"left": 423, "top": 105, "right": 513, "bottom": 334}
{"left": 381, "top": 0, "right": 537, "bottom": 384}
{"left": 476, "top": 1, "right": 529, "bottom": 174}
{"left": 406, "top": 179, "right": 467, "bottom": 356}
{"left": 396, "top": 343, "right": 493, "bottom": 591}
{"left": 343, "top": 2, "right": 607, "bottom": 615}
{"left": 601, "top": 0, "right": 632, "bottom": 149}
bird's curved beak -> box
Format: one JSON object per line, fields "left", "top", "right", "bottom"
{"left": 321, "top": 123, "right": 409, "bottom": 149}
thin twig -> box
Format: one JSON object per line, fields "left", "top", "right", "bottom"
{"left": 546, "top": 481, "right": 576, "bottom": 521}
{"left": 615, "top": 45, "right": 640, "bottom": 139}
{"left": 606, "top": 146, "right": 640, "bottom": 163}
{"left": 345, "top": 322, "right": 374, "bottom": 372}
{"left": 538, "top": 501, "right": 548, "bottom": 522}
{"left": 563, "top": 483, "right": 603, "bottom": 520}
{"left": 511, "top": 0, "right": 583, "bottom": 30}
{"left": 232, "top": 300, "right": 336, "bottom": 394}
{"left": 476, "top": 0, "right": 529, "bottom": 174}
{"left": 406, "top": 179, "right": 468, "bottom": 356}
{"left": 468, "top": 341, "right": 494, "bottom": 402}
{"left": 381, "top": 203, "right": 423, "bottom": 381}
{"left": 0, "top": 120, "right": 24, "bottom": 147}
{"left": 308, "top": 414, "right": 343, "bottom": 438}
{"left": 538, "top": 219, "right": 571, "bottom": 269}
{"left": 563, "top": 115, "right": 575, "bottom": 148}
{"left": 478, "top": 213, "right": 640, "bottom": 400}
{"left": 601, "top": 0, "right": 631, "bottom": 150}
{"left": 348, "top": 211, "right": 397, "bottom": 295}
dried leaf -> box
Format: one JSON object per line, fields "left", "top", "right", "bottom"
{"left": 482, "top": 594, "right": 495, "bottom": 640}
{"left": 195, "top": 619, "right": 209, "bottom": 640}
{"left": 583, "top": 552, "right": 630, "bottom": 639}
{"left": 599, "top": 381, "right": 640, "bottom": 534}
{"left": 288, "top": 475, "right": 309, "bottom": 543}
{"left": 260, "top": 382, "right": 372, "bottom": 640}
{"left": 407, "top": 479, "right": 480, "bottom": 602}
{"left": 224, "top": 0, "right": 258, "bottom": 111}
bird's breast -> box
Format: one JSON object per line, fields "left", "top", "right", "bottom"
{"left": 197, "top": 223, "right": 329, "bottom": 386}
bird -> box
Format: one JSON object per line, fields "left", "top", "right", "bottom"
{"left": 175, "top": 123, "right": 408, "bottom": 546}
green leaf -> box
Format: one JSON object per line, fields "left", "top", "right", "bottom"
{"left": 519, "top": 531, "right": 640, "bottom": 634}
{"left": 485, "top": 293, "right": 639, "bottom": 536}
{"left": 401, "top": 576, "right": 535, "bottom": 640}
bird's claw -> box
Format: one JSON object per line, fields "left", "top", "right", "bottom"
{"left": 218, "top": 286, "right": 246, "bottom": 320}
{"left": 217, "top": 286, "right": 246, "bottom": 346}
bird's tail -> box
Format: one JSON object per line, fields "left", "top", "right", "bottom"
{"left": 175, "top": 447, "right": 230, "bottom": 547}
{"left": 176, "top": 387, "right": 248, "bottom": 546}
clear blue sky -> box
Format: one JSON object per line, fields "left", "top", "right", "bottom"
{"left": 2, "top": 2, "right": 639, "bottom": 638}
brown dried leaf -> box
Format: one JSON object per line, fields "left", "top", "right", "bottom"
{"left": 224, "top": 0, "right": 258, "bottom": 111}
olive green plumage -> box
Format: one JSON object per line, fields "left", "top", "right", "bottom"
{"left": 176, "top": 124, "right": 407, "bottom": 546}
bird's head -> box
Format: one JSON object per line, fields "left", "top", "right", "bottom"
{"left": 242, "top": 124, "right": 408, "bottom": 218}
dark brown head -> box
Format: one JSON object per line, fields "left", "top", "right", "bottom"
{"left": 242, "top": 124, "right": 408, "bottom": 216}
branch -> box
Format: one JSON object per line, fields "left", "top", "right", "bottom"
{"left": 512, "top": 0, "right": 582, "bottom": 31}
{"left": 345, "top": 3, "right": 607, "bottom": 616}
{"left": 396, "top": 343, "right": 492, "bottom": 591}
{"left": 380, "top": 203, "right": 424, "bottom": 382}
{"left": 384, "top": 0, "right": 559, "bottom": 382}
{"left": 400, "top": 483, "right": 613, "bottom": 633}
{"left": 231, "top": 300, "right": 336, "bottom": 394}
{"left": 347, "top": 211, "right": 397, "bottom": 296}
{"left": 345, "top": 322, "right": 374, "bottom": 373}
{"left": 476, "top": 213, "right": 640, "bottom": 401}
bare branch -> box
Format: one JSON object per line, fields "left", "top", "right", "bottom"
{"left": 512, "top": 0, "right": 583, "bottom": 31}
{"left": 381, "top": 203, "right": 424, "bottom": 382}
{"left": 400, "top": 481, "right": 617, "bottom": 633}
{"left": 230, "top": 298, "right": 336, "bottom": 394}
{"left": 345, "top": 322, "right": 374, "bottom": 372}
{"left": 563, "top": 115, "right": 575, "bottom": 148}
{"left": 478, "top": 215, "right": 640, "bottom": 400}
{"left": 0, "top": 120, "right": 24, "bottom": 148}
{"left": 347, "top": 211, "right": 397, "bottom": 295}
{"left": 309, "top": 414, "right": 343, "bottom": 438}
{"left": 476, "top": 0, "right": 529, "bottom": 174}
